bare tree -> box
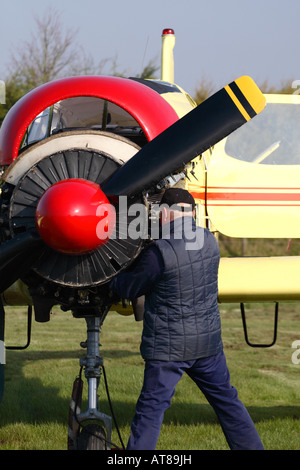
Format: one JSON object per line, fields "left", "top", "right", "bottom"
{"left": 8, "top": 10, "right": 76, "bottom": 89}
{"left": 7, "top": 7, "right": 158, "bottom": 94}
{"left": 7, "top": 8, "right": 112, "bottom": 92}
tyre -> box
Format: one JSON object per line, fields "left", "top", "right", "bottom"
{"left": 77, "top": 424, "right": 107, "bottom": 450}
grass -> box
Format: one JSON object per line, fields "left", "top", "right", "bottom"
{"left": 0, "top": 301, "right": 299, "bottom": 450}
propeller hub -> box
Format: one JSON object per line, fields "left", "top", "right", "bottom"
{"left": 35, "top": 179, "right": 116, "bottom": 254}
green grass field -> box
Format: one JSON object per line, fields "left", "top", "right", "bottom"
{"left": 0, "top": 301, "right": 299, "bottom": 450}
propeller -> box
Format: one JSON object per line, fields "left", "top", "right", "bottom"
{"left": 102, "top": 76, "right": 266, "bottom": 197}
{"left": 0, "top": 231, "right": 45, "bottom": 293}
{"left": 0, "top": 75, "right": 265, "bottom": 293}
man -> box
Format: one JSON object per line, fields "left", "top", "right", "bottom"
{"left": 110, "top": 188, "right": 264, "bottom": 450}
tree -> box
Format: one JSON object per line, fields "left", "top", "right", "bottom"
{"left": 193, "top": 76, "right": 297, "bottom": 105}
{"left": 8, "top": 9, "right": 87, "bottom": 90}
{"left": 136, "top": 58, "right": 159, "bottom": 80}
{"left": 193, "top": 76, "right": 216, "bottom": 105}
{"left": 258, "top": 78, "right": 296, "bottom": 94}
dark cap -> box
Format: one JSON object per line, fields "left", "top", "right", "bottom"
{"left": 160, "top": 188, "right": 195, "bottom": 210}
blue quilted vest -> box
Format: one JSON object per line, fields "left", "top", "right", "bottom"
{"left": 141, "top": 217, "right": 223, "bottom": 361}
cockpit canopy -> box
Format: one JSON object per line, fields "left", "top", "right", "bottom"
{"left": 21, "top": 96, "right": 148, "bottom": 150}
{"left": 225, "top": 100, "right": 300, "bottom": 165}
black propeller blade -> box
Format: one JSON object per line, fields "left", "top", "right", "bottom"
{"left": 0, "top": 231, "right": 45, "bottom": 293}
{"left": 102, "top": 76, "right": 266, "bottom": 198}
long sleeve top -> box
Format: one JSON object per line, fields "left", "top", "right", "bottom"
{"left": 109, "top": 244, "right": 164, "bottom": 299}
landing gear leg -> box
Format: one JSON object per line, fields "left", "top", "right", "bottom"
{"left": 68, "top": 316, "right": 112, "bottom": 450}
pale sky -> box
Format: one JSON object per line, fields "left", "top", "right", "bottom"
{"left": 0, "top": 0, "right": 299, "bottom": 97}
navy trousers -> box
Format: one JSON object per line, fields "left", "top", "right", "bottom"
{"left": 126, "top": 351, "right": 264, "bottom": 450}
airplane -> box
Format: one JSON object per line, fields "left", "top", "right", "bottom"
{"left": 0, "top": 27, "right": 297, "bottom": 449}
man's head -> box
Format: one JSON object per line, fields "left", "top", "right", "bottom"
{"left": 159, "top": 188, "right": 195, "bottom": 226}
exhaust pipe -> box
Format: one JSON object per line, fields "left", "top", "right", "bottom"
{"left": 161, "top": 28, "right": 175, "bottom": 83}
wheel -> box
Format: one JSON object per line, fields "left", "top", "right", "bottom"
{"left": 77, "top": 424, "right": 107, "bottom": 450}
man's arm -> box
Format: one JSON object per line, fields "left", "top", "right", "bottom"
{"left": 109, "top": 244, "right": 164, "bottom": 299}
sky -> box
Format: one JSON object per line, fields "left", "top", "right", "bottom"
{"left": 0, "top": 0, "right": 299, "bottom": 97}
